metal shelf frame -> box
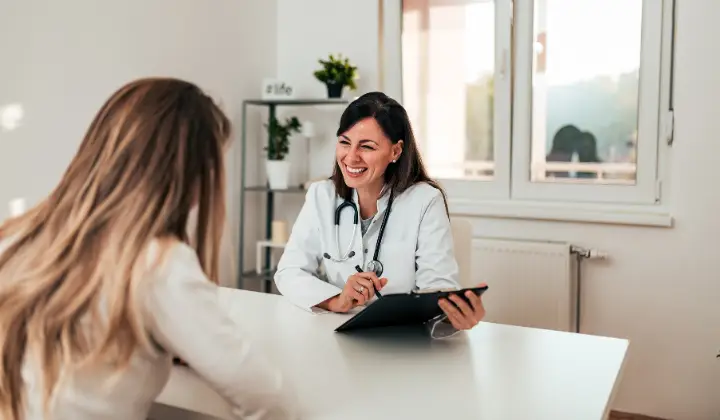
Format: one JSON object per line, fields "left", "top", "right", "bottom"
{"left": 237, "top": 98, "right": 349, "bottom": 292}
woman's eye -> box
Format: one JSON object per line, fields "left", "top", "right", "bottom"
{"left": 361, "top": 145, "right": 375, "bottom": 150}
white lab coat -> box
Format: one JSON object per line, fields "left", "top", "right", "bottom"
{"left": 0, "top": 237, "right": 297, "bottom": 420}
{"left": 274, "top": 179, "right": 461, "bottom": 312}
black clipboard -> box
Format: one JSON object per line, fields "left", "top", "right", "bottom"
{"left": 334, "top": 285, "right": 489, "bottom": 332}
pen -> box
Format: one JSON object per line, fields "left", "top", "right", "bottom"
{"left": 355, "top": 265, "right": 382, "bottom": 298}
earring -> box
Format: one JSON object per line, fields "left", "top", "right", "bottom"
{"left": 392, "top": 159, "right": 396, "bottom": 163}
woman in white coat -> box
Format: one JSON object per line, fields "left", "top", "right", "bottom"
{"left": 274, "top": 92, "right": 486, "bottom": 336}
{"left": 0, "top": 78, "right": 296, "bottom": 420}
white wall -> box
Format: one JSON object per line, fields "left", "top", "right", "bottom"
{"left": 2, "top": 0, "right": 718, "bottom": 417}
{"left": 275, "top": 1, "right": 720, "bottom": 419}
{"left": 276, "top": 0, "right": 379, "bottom": 98}
{"left": 271, "top": 0, "right": 382, "bottom": 225}
{"left": 0, "top": 0, "right": 278, "bottom": 287}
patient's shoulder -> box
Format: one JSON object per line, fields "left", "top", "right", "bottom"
{"left": 139, "top": 238, "right": 205, "bottom": 281}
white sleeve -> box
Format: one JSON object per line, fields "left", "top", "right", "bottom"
{"left": 274, "top": 183, "right": 343, "bottom": 310}
{"left": 415, "top": 190, "right": 462, "bottom": 291}
{"left": 414, "top": 191, "right": 463, "bottom": 339}
{"left": 142, "top": 244, "right": 298, "bottom": 420}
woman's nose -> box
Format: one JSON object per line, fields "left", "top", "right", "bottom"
{"left": 345, "top": 145, "right": 362, "bottom": 162}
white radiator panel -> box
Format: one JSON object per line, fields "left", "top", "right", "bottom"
{"left": 472, "top": 238, "right": 576, "bottom": 332}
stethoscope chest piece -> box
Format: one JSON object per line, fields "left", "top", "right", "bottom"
{"left": 365, "top": 259, "right": 384, "bottom": 277}
{"left": 324, "top": 190, "right": 395, "bottom": 277}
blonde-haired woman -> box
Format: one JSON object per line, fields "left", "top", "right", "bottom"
{"left": 0, "top": 78, "right": 296, "bottom": 420}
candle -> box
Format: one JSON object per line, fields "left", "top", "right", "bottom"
{"left": 272, "top": 220, "right": 288, "bottom": 244}
{"left": 301, "top": 121, "right": 315, "bottom": 138}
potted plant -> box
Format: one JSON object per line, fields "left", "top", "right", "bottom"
{"left": 264, "top": 115, "right": 302, "bottom": 189}
{"left": 313, "top": 53, "right": 358, "bottom": 98}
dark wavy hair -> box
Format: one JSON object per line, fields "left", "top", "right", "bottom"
{"left": 330, "top": 91, "right": 448, "bottom": 215}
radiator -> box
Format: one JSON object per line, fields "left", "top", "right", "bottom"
{"left": 471, "top": 238, "right": 576, "bottom": 332}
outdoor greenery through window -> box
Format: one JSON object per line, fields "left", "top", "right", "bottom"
{"left": 401, "top": 0, "right": 496, "bottom": 181}
{"left": 393, "top": 0, "right": 670, "bottom": 205}
{"left": 530, "top": 0, "right": 641, "bottom": 184}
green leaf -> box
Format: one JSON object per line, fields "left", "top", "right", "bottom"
{"left": 263, "top": 115, "right": 303, "bottom": 160}
{"left": 313, "top": 53, "right": 359, "bottom": 90}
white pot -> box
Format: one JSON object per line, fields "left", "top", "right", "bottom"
{"left": 266, "top": 160, "right": 291, "bottom": 189}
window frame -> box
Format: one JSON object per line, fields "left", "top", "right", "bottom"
{"left": 381, "top": 0, "right": 514, "bottom": 201}
{"left": 511, "top": 0, "right": 666, "bottom": 205}
{"left": 380, "top": 0, "right": 673, "bottom": 209}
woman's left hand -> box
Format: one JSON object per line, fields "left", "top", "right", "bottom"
{"left": 438, "top": 283, "right": 487, "bottom": 330}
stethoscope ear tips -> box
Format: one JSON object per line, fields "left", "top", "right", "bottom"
{"left": 323, "top": 253, "right": 331, "bottom": 259}
{"left": 348, "top": 251, "right": 355, "bottom": 258}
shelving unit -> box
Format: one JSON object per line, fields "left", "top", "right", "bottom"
{"left": 238, "top": 98, "right": 349, "bottom": 292}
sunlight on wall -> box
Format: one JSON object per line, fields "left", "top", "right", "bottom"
{"left": 8, "top": 198, "right": 26, "bottom": 217}
{"left": 0, "top": 103, "right": 24, "bottom": 132}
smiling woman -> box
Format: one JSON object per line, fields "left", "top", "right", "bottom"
{"left": 330, "top": 91, "right": 447, "bottom": 219}
{"left": 274, "top": 92, "right": 487, "bottom": 337}
{"left": 334, "top": 114, "right": 402, "bottom": 218}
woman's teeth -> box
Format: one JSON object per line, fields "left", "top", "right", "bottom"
{"left": 346, "top": 166, "right": 367, "bottom": 174}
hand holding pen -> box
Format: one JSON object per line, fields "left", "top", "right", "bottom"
{"left": 320, "top": 267, "right": 388, "bottom": 313}
{"left": 355, "top": 265, "right": 387, "bottom": 300}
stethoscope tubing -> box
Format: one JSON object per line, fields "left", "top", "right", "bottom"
{"left": 323, "top": 191, "right": 395, "bottom": 277}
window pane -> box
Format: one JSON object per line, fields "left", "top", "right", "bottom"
{"left": 401, "top": 0, "right": 495, "bottom": 180}
{"left": 531, "top": 0, "right": 642, "bottom": 184}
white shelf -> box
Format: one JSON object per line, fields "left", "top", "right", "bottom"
{"left": 255, "top": 240, "right": 287, "bottom": 274}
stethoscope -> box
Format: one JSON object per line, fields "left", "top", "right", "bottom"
{"left": 322, "top": 192, "right": 395, "bottom": 277}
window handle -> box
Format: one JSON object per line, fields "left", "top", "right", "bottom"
{"left": 499, "top": 48, "right": 508, "bottom": 80}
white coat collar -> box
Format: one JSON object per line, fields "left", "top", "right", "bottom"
{"left": 350, "top": 185, "right": 392, "bottom": 215}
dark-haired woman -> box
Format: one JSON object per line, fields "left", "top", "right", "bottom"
{"left": 274, "top": 92, "right": 485, "bottom": 337}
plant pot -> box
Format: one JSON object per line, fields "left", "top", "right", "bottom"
{"left": 326, "top": 82, "right": 344, "bottom": 98}
{"left": 266, "top": 159, "right": 291, "bottom": 190}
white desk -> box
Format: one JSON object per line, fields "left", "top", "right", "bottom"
{"left": 155, "top": 288, "right": 628, "bottom": 420}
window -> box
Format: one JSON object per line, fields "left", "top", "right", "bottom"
{"left": 381, "top": 0, "right": 673, "bottom": 207}
{"left": 387, "top": 0, "right": 512, "bottom": 200}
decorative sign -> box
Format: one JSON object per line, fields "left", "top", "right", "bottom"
{"left": 262, "top": 78, "right": 295, "bottom": 100}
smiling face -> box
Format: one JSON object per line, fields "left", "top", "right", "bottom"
{"left": 336, "top": 117, "right": 403, "bottom": 192}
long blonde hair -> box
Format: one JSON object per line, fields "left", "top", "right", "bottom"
{"left": 0, "top": 77, "right": 231, "bottom": 419}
